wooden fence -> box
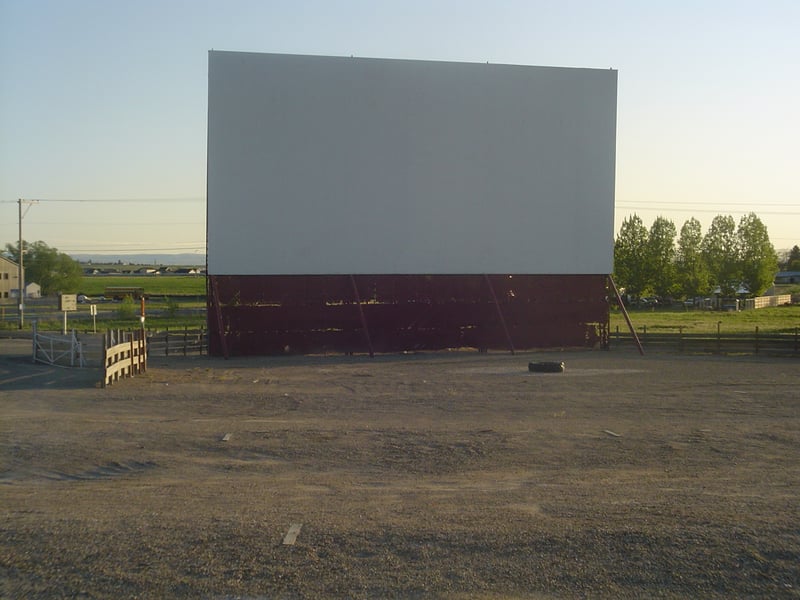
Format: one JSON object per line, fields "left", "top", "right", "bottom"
{"left": 145, "top": 327, "right": 207, "bottom": 357}
{"left": 612, "top": 325, "right": 800, "bottom": 357}
{"left": 742, "top": 294, "right": 792, "bottom": 310}
{"left": 102, "top": 329, "right": 147, "bottom": 387}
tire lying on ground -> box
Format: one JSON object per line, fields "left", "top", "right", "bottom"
{"left": 528, "top": 361, "right": 565, "bottom": 373}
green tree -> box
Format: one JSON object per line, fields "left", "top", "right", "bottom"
{"left": 645, "top": 216, "right": 677, "bottom": 298}
{"left": 675, "top": 217, "right": 711, "bottom": 299}
{"left": 702, "top": 215, "right": 740, "bottom": 296}
{"left": 613, "top": 214, "right": 650, "bottom": 300}
{"left": 737, "top": 213, "right": 777, "bottom": 296}
{"left": 3, "top": 240, "right": 83, "bottom": 296}
{"left": 785, "top": 245, "right": 800, "bottom": 271}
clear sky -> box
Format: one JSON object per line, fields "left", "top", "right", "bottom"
{"left": 1, "top": 0, "right": 798, "bottom": 260}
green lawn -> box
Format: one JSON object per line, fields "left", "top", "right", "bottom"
{"left": 612, "top": 304, "right": 800, "bottom": 334}
{"left": 79, "top": 275, "right": 206, "bottom": 297}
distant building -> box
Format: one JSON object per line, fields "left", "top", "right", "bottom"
{"left": 24, "top": 282, "right": 41, "bottom": 298}
{"left": 9, "top": 283, "right": 41, "bottom": 299}
{"left": 0, "top": 255, "right": 22, "bottom": 303}
{"left": 775, "top": 271, "right": 800, "bottom": 285}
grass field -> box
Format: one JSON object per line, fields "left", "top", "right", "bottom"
{"left": 79, "top": 275, "right": 206, "bottom": 297}
{"left": 612, "top": 304, "right": 800, "bottom": 334}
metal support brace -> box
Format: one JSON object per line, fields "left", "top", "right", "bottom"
{"left": 209, "top": 276, "right": 230, "bottom": 359}
{"left": 485, "top": 274, "right": 515, "bottom": 355}
{"left": 608, "top": 275, "right": 644, "bottom": 356}
{"left": 350, "top": 275, "right": 374, "bottom": 357}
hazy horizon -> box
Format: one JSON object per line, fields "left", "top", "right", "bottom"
{"left": 70, "top": 253, "right": 206, "bottom": 266}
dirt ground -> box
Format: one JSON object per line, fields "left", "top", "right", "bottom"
{"left": 1, "top": 339, "right": 798, "bottom": 599}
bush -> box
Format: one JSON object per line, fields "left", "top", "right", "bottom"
{"left": 165, "top": 298, "right": 180, "bottom": 318}
{"left": 116, "top": 297, "right": 136, "bottom": 320}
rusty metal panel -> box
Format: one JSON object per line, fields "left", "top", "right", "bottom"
{"left": 208, "top": 274, "right": 609, "bottom": 357}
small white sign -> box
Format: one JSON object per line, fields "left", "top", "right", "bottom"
{"left": 59, "top": 294, "right": 77, "bottom": 312}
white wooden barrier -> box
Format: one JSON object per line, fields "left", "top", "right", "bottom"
{"left": 102, "top": 329, "right": 147, "bottom": 388}
{"left": 742, "top": 294, "right": 792, "bottom": 310}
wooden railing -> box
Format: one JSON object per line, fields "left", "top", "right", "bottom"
{"left": 145, "top": 327, "right": 207, "bottom": 356}
{"left": 742, "top": 294, "right": 792, "bottom": 310}
{"left": 102, "top": 329, "right": 147, "bottom": 387}
{"left": 611, "top": 326, "right": 800, "bottom": 357}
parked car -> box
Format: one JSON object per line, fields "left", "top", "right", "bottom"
{"left": 639, "top": 297, "right": 659, "bottom": 307}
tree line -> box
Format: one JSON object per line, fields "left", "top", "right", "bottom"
{"left": 4, "top": 240, "right": 83, "bottom": 296}
{"left": 4, "top": 228, "right": 799, "bottom": 303}
{"left": 613, "top": 212, "right": 790, "bottom": 301}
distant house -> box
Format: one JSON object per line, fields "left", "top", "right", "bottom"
{"left": 775, "top": 271, "right": 800, "bottom": 285}
{"left": 711, "top": 284, "right": 750, "bottom": 296}
{"left": 174, "top": 268, "right": 200, "bottom": 275}
{"left": 0, "top": 255, "right": 22, "bottom": 302}
{"left": 9, "top": 282, "right": 41, "bottom": 299}
{"left": 137, "top": 268, "right": 159, "bottom": 275}
{"left": 24, "top": 282, "right": 41, "bottom": 298}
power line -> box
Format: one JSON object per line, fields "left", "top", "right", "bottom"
{"left": 65, "top": 248, "right": 206, "bottom": 253}
{"left": 23, "top": 221, "right": 206, "bottom": 226}
{"left": 59, "top": 241, "right": 206, "bottom": 248}
{"left": 0, "top": 197, "right": 204, "bottom": 203}
{"left": 616, "top": 206, "right": 800, "bottom": 216}
{"left": 62, "top": 246, "right": 205, "bottom": 252}
{"left": 617, "top": 201, "right": 799, "bottom": 207}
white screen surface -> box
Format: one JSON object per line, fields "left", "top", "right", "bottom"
{"left": 207, "top": 52, "right": 617, "bottom": 275}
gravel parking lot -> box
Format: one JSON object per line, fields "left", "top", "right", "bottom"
{"left": 1, "top": 342, "right": 798, "bottom": 598}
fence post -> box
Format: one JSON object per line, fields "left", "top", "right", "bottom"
{"left": 615, "top": 325, "right": 619, "bottom": 343}
{"left": 678, "top": 326, "right": 683, "bottom": 353}
{"left": 200, "top": 326, "right": 205, "bottom": 355}
{"left": 754, "top": 326, "right": 759, "bottom": 354}
{"left": 101, "top": 332, "right": 108, "bottom": 388}
{"left": 32, "top": 321, "right": 37, "bottom": 363}
{"left": 716, "top": 321, "right": 721, "bottom": 355}
{"left": 138, "top": 330, "right": 143, "bottom": 375}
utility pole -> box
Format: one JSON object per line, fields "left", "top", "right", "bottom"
{"left": 17, "top": 199, "right": 38, "bottom": 329}
{"left": 18, "top": 199, "right": 23, "bottom": 329}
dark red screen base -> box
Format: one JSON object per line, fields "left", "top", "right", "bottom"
{"left": 207, "top": 274, "right": 609, "bottom": 357}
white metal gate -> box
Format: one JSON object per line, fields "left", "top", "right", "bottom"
{"left": 32, "top": 322, "right": 85, "bottom": 368}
